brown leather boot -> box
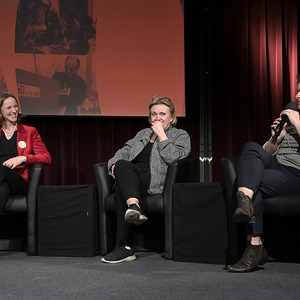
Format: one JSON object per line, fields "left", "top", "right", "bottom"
{"left": 233, "top": 191, "right": 256, "bottom": 224}
{"left": 227, "top": 243, "right": 268, "bottom": 272}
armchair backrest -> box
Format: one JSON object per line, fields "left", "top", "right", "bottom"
{"left": 94, "top": 155, "right": 198, "bottom": 200}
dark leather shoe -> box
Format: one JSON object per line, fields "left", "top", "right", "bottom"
{"left": 233, "top": 191, "right": 256, "bottom": 224}
{"left": 227, "top": 243, "right": 268, "bottom": 273}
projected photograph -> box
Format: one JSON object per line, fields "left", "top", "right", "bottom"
{"left": 14, "top": 0, "right": 99, "bottom": 115}
{"left": 0, "top": 67, "right": 7, "bottom": 92}
{"left": 0, "top": 0, "right": 185, "bottom": 116}
{"left": 15, "top": 0, "right": 96, "bottom": 55}
{"left": 15, "top": 51, "right": 99, "bottom": 116}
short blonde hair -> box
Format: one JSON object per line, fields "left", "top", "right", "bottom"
{"left": 148, "top": 95, "right": 177, "bottom": 126}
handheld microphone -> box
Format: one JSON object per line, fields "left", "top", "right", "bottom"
{"left": 274, "top": 102, "right": 298, "bottom": 134}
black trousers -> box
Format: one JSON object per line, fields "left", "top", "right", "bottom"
{"left": 114, "top": 160, "right": 150, "bottom": 246}
{"left": 0, "top": 165, "right": 28, "bottom": 212}
{"left": 237, "top": 142, "right": 300, "bottom": 235}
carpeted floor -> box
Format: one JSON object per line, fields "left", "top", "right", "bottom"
{"left": 0, "top": 251, "right": 299, "bottom": 300}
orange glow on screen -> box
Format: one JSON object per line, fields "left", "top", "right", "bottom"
{"left": 0, "top": 0, "right": 185, "bottom": 116}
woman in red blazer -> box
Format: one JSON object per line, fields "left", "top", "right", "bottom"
{"left": 0, "top": 91, "right": 51, "bottom": 211}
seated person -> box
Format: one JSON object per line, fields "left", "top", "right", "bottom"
{"left": 101, "top": 95, "right": 191, "bottom": 264}
{"left": 227, "top": 86, "right": 300, "bottom": 273}
{"left": 0, "top": 92, "right": 51, "bottom": 211}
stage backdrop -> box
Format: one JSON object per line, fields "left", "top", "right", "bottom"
{"left": 0, "top": 0, "right": 185, "bottom": 117}
{"left": 211, "top": 0, "right": 299, "bottom": 182}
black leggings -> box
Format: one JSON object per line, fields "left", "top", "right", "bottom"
{"left": 237, "top": 142, "right": 300, "bottom": 235}
{"left": 0, "top": 165, "right": 28, "bottom": 212}
{"left": 113, "top": 160, "right": 151, "bottom": 246}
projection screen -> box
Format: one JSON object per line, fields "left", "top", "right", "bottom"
{"left": 0, "top": 0, "right": 185, "bottom": 116}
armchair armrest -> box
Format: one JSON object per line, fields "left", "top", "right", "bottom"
{"left": 174, "top": 154, "right": 198, "bottom": 183}
{"left": 27, "top": 163, "right": 44, "bottom": 201}
{"left": 163, "top": 154, "right": 198, "bottom": 198}
{"left": 220, "top": 155, "right": 240, "bottom": 204}
{"left": 93, "top": 162, "right": 115, "bottom": 254}
{"left": 93, "top": 162, "right": 114, "bottom": 209}
{"left": 163, "top": 154, "right": 198, "bottom": 211}
{"left": 163, "top": 154, "right": 198, "bottom": 259}
{"left": 220, "top": 155, "right": 243, "bottom": 264}
{"left": 27, "top": 163, "right": 44, "bottom": 255}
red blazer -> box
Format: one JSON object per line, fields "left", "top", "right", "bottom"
{"left": 0, "top": 123, "right": 51, "bottom": 182}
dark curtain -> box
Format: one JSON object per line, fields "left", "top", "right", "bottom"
{"left": 23, "top": 0, "right": 300, "bottom": 185}
{"left": 211, "top": 0, "right": 299, "bottom": 181}
{"left": 24, "top": 115, "right": 199, "bottom": 186}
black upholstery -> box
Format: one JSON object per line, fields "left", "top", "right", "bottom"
{"left": 0, "top": 163, "right": 44, "bottom": 255}
{"left": 221, "top": 155, "right": 300, "bottom": 264}
{"left": 93, "top": 155, "right": 198, "bottom": 259}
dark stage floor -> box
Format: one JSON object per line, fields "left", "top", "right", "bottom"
{"left": 0, "top": 251, "right": 299, "bottom": 299}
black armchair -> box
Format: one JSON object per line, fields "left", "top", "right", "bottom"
{"left": 0, "top": 163, "right": 44, "bottom": 255}
{"left": 221, "top": 155, "right": 300, "bottom": 264}
{"left": 93, "top": 155, "right": 198, "bottom": 259}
